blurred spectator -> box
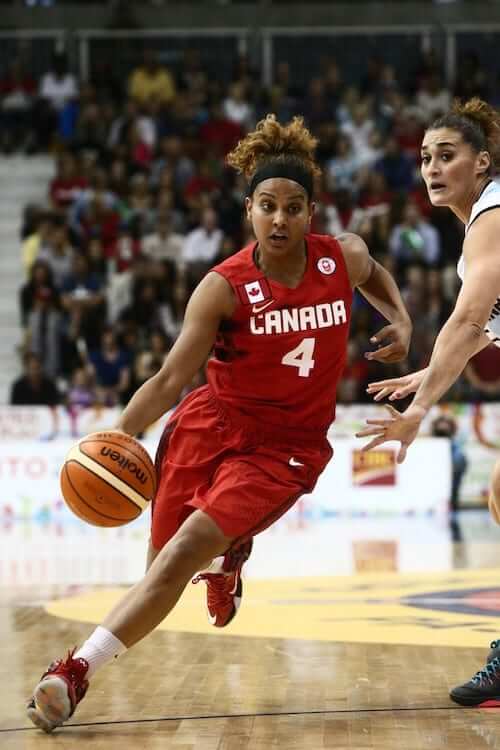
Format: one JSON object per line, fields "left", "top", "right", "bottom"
{"left": 119, "top": 279, "right": 165, "bottom": 339}
{"left": 66, "top": 366, "right": 97, "bottom": 435}
{"left": 127, "top": 173, "right": 154, "bottom": 227}
{"left": 85, "top": 326, "right": 131, "bottom": 406}
{"left": 19, "top": 259, "right": 62, "bottom": 377}
{"left": 423, "top": 268, "right": 453, "bottom": 330}
{"left": 106, "top": 253, "right": 151, "bottom": 325}
{"left": 0, "top": 58, "right": 37, "bottom": 153}
{"left": 324, "top": 189, "right": 366, "bottom": 236}
{"left": 73, "top": 100, "right": 108, "bottom": 158}
{"left": 21, "top": 210, "right": 54, "bottom": 275}
{"left": 302, "top": 76, "right": 337, "bottom": 136}
{"left": 107, "top": 222, "right": 142, "bottom": 274}
{"left": 128, "top": 49, "right": 176, "bottom": 106}
{"left": 50, "top": 152, "right": 89, "bottom": 211}
{"left": 325, "top": 134, "right": 362, "bottom": 193}
{"left": 10, "top": 352, "right": 60, "bottom": 406}
{"left": 86, "top": 235, "right": 107, "bottom": 278}
{"left": 37, "top": 216, "right": 75, "bottom": 288}
{"left": 121, "top": 326, "right": 171, "bottom": 405}
{"left": 20, "top": 259, "right": 58, "bottom": 327}
{"left": 160, "top": 273, "right": 191, "bottom": 340}
{"left": 151, "top": 134, "right": 195, "bottom": 192}
{"left": 60, "top": 253, "right": 106, "bottom": 347}
{"left": 375, "top": 136, "right": 415, "bottom": 192}
{"left": 199, "top": 100, "right": 244, "bottom": 158}
{"left": 394, "top": 107, "right": 425, "bottom": 164}
{"left": 182, "top": 207, "right": 223, "bottom": 268}
{"left": 183, "top": 160, "right": 221, "bottom": 214}
{"left": 37, "top": 52, "right": 78, "bottom": 148}
{"left": 416, "top": 73, "right": 452, "bottom": 123}
{"left": 223, "top": 82, "right": 254, "bottom": 130}
{"left": 72, "top": 174, "right": 121, "bottom": 251}
{"left": 340, "top": 100, "right": 376, "bottom": 164}
{"left": 389, "top": 200, "right": 441, "bottom": 276}
{"left": 66, "top": 366, "right": 96, "bottom": 411}
{"left": 142, "top": 214, "right": 184, "bottom": 263}
{"left": 127, "top": 118, "right": 154, "bottom": 169}
{"left": 431, "top": 414, "right": 467, "bottom": 514}
{"left": 359, "top": 171, "right": 392, "bottom": 221}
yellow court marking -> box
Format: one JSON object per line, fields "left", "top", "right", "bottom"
{"left": 45, "top": 569, "right": 500, "bottom": 649}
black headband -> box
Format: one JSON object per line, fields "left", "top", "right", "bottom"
{"left": 247, "top": 162, "right": 314, "bottom": 199}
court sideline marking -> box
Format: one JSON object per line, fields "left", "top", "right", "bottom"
{"left": 2, "top": 704, "right": 498, "bottom": 734}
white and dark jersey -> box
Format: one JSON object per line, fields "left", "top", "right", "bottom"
{"left": 457, "top": 179, "right": 500, "bottom": 346}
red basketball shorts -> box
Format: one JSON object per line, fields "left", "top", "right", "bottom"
{"left": 151, "top": 385, "right": 332, "bottom": 550}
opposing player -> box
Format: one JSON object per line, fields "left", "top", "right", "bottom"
{"left": 27, "top": 114, "right": 411, "bottom": 732}
{"left": 356, "top": 98, "right": 500, "bottom": 707}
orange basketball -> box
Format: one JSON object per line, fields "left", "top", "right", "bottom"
{"left": 60, "top": 431, "right": 157, "bottom": 527}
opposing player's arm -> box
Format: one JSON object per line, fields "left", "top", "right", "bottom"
{"left": 116, "top": 272, "right": 235, "bottom": 435}
{"left": 413, "top": 210, "right": 500, "bottom": 411}
{"left": 338, "top": 232, "right": 411, "bottom": 363}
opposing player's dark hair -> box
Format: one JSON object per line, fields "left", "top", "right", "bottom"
{"left": 430, "top": 97, "right": 500, "bottom": 172}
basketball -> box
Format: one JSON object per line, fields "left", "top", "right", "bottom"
{"left": 60, "top": 431, "right": 157, "bottom": 527}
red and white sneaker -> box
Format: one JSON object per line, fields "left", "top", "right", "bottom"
{"left": 26, "top": 649, "right": 89, "bottom": 733}
{"left": 192, "top": 539, "right": 253, "bottom": 627}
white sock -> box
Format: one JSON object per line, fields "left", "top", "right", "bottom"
{"left": 74, "top": 626, "right": 127, "bottom": 679}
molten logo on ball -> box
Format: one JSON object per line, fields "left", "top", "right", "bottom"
{"left": 100, "top": 447, "right": 148, "bottom": 485}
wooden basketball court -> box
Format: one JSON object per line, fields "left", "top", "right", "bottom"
{"left": 2, "top": 515, "right": 500, "bottom": 749}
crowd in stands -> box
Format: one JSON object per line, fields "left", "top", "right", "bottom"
{"left": 8, "top": 45, "right": 500, "bottom": 409}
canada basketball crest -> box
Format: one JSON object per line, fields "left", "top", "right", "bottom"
{"left": 317, "top": 257, "right": 336, "bottom": 275}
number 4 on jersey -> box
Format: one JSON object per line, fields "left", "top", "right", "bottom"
{"left": 281, "top": 337, "right": 316, "bottom": 377}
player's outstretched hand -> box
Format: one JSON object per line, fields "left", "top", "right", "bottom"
{"left": 366, "top": 368, "right": 427, "bottom": 402}
{"left": 365, "top": 321, "right": 411, "bottom": 363}
{"left": 355, "top": 403, "right": 427, "bottom": 463}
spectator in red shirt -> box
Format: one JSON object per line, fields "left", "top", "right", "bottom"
{"left": 50, "top": 152, "right": 89, "bottom": 211}
{"left": 199, "top": 100, "right": 244, "bottom": 157}
{"left": 106, "top": 222, "right": 142, "bottom": 274}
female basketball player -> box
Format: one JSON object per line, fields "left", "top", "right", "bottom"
{"left": 27, "top": 114, "right": 411, "bottom": 732}
{"left": 357, "top": 98, "right": 500, "bottom": 707}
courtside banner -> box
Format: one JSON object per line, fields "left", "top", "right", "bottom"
{"left": 0, "top": 436, "right": 449, "bottom": 521}
{"left": 306, "top": 436, "right": 450, "bottom": 516}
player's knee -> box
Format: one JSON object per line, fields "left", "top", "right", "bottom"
{"left": 151, "top": 535, "right": 197, "bottom": 580}
{"left": 153, "top": 531, "right": 220, "bottom": 582}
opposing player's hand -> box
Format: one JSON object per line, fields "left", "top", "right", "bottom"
{"left": 366, "top": 369, "right": 427, "bottom": 402}
{"left": 365, "top": 320, "right": 411, "bottom": 363}
{"left": 355, "top": 403, "right": 427, "bottom": 463}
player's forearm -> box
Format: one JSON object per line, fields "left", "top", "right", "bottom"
{"left": 412, "top": 314, "right": 485, "bottom": 412}
{"left": 116, "top": 371, "right": 184, "bottom": 435}
{"left": 360, "top": 261, "right": 411, "bottom": 326}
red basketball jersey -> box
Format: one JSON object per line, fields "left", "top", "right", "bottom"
{"left": 207, "top": 234, "right": 353, "bottom": 436}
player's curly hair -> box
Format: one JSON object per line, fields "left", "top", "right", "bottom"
{"left": 430, "top": 97, "right": 500, "bottom": 172}
{"left": 226, "top": 114, "right": 322, "bottom": 186}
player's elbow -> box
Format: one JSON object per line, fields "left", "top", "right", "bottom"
{"left": 449, "top": 313, "right": 485, "bottom": 342}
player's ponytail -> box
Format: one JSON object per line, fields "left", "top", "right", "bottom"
{"left": 226, "top": 114, "right": 322, "bottom": 195}
{"left": 430, "top": 97, "right": 500, "bottom": 173}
